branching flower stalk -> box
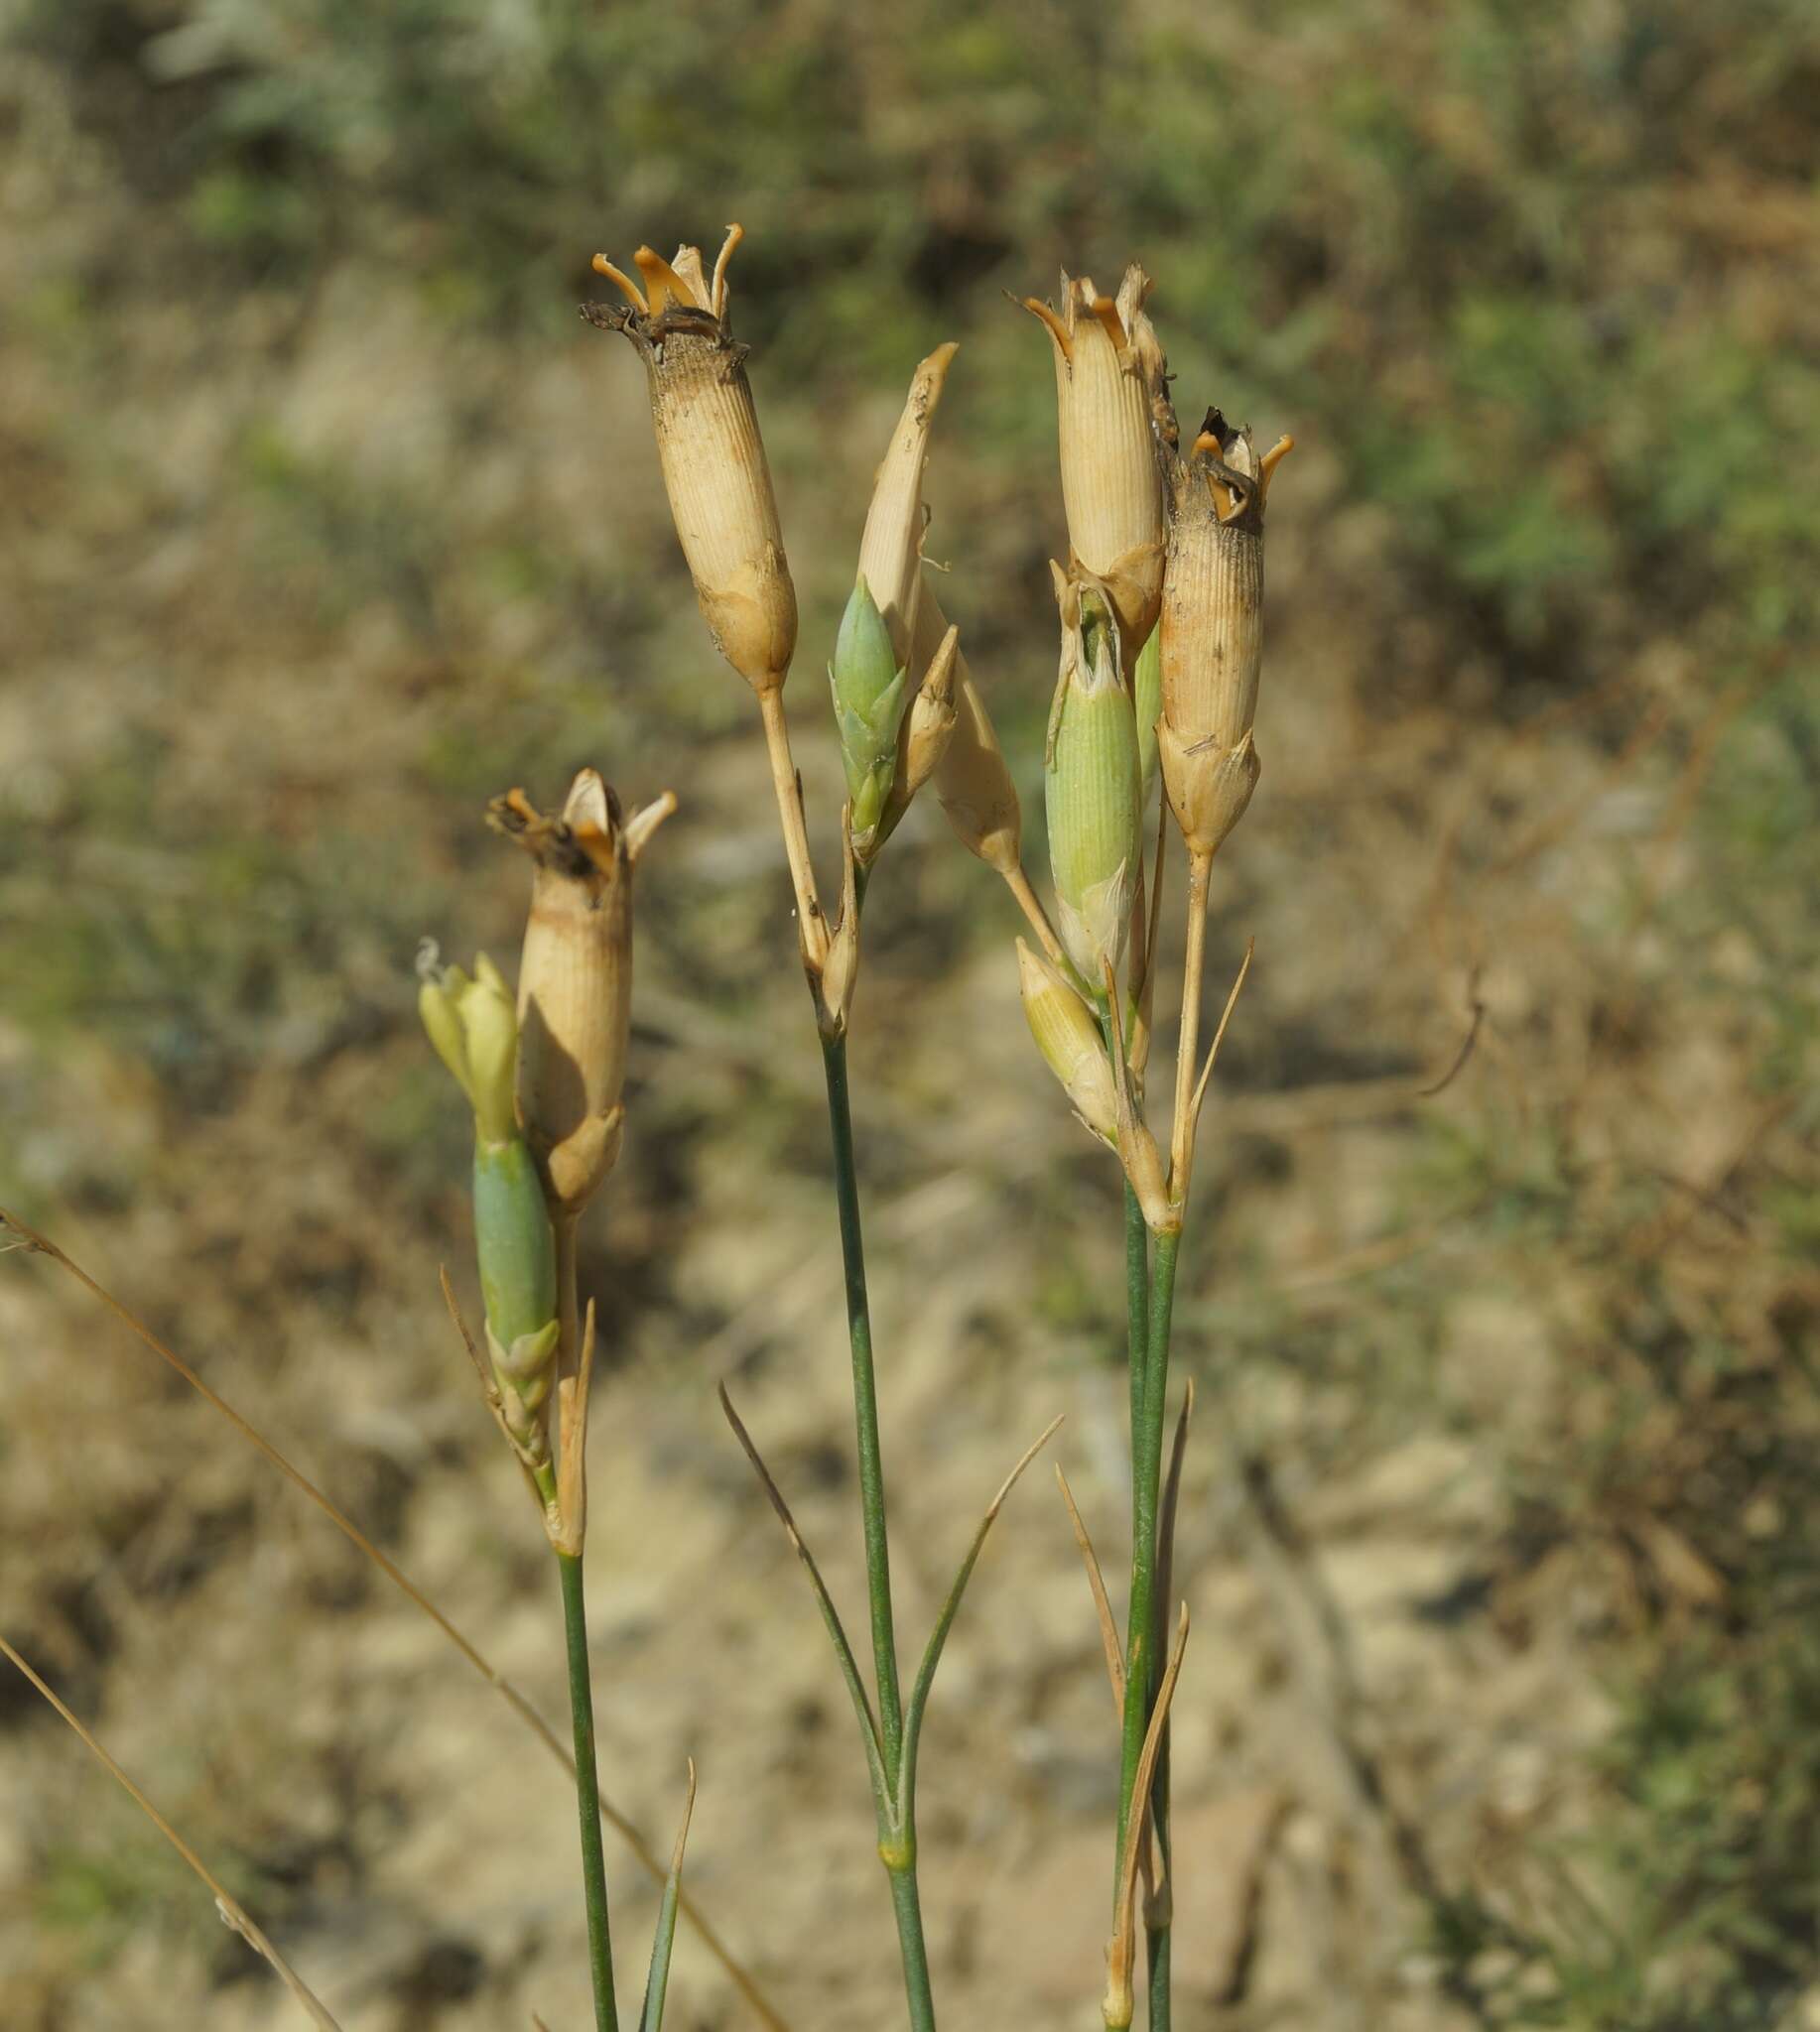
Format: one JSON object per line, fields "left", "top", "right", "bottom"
{"left": 587, "top": 225, "right": 1290, "bottom": 2030}
{"left": 592, "top": 228, "right": 1066, "bottom": 2032}
{"left": 1016, "top": 266, "right": 1290, "bottom": 2030}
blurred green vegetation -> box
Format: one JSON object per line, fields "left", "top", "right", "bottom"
{"left": 23, "top": 0, "right": 1820, "bottom": 690}
{"left": 4, "top": 0, "right": 1816, "bottom": 2025}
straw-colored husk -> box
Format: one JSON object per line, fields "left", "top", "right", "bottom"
{"left": 921, "top": 583, "right": 1022, "bottom": 874}
{"left": 1017, "top": 938, "right": 1119, "bottom": 1141}
{"left": 1023, "top": 266, "right": 1167, "bottom": 653}
{"left": 492, "top": 770, "right": 673, "bottom": 1216}
{"left": 855, "top": 341, "right": 959, "bottom": 664}
{"left": 590, "top": 231, "right": 797, "bottom": 695}
{"left": 1159, "top": 423, "right": 1266, "bottom": 754}
{"left": 1156, "top": 720, "right": 1261, "bottom": 862}
{"left": 1157, "top": 415, "right": 1291, "bottom": 855}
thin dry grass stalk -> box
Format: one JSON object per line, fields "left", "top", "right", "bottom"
{"left": 0, "top": 1632, "right": 345, "bottom": 2031}
{"left": 0, "top": 1208, "right": 790, "bottom": 2032}
{"left": 1054, "top": 1461, "right": 1123, "bottom": 1704}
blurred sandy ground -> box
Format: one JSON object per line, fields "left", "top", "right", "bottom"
{"left": 2, "top": 1, "right": 1816, "bottom": 2027}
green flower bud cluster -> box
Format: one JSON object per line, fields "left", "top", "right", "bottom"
{"left": 419, "top": 948, "right": 560, "bottom": 1443}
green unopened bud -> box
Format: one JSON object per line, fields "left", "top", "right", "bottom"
{"left": 1045, "top": 566, "right": 1141, "bottom": 986}
{"left": 1016, "top": 938, "right": 1118, "bottom": 1141}
{"left": 418, "top": 948, "right": 519, "bottom": 1149}
{"left": 419, "top": 942, "right": 561, "bottom": 1436}
{"left": 1133, "top": 627, "right": 1161, "bottom": 810}
{"left": 830, "top": 574, "right": 909, "bottom": 844}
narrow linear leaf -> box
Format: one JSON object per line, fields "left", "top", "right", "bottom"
{"left": 1153, "top": 1378, "right": 1197, "bottom": 1656}
{"left": 1054, "top": 1461, "right": 1124, "bottom": 1706}
{"left": 1106, "top": 1603, "right": 1191, "bottom": 2020}
{"left": 638, "top": 1760, "right": 699, "bottom": 2032}
{"left": 897, "top": 1415, "right": 1065, "bottom": 1825}
{"left": 0, "top": 1634, "right": 344, "bottom": 2031}
{"left": 717, "top": 1383, "right": 889, "bottom": 1800}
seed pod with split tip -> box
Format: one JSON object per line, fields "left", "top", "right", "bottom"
{"left": 1046, "top": 565, "right": 1141, "bottom": 985}
{"left": 418, "top": 948, "right": 560, "bottom": 1433}
{"left": 855, "top": 341, "right": 959, "bottom": 663}
{"left": 1159, "top": 408, "right": 1292, "bottom": 857}
{"left": 1017, "top": 939, "right": 1118, "bottom": 1142}
{"left": 830, "top": 575, "right": 910, "bottom": 849}
{"left": 1021, "top": 266, "right": 1168, "bottom": 654}
{"left": 489, "top": 770, "right": 675, "bottom": 1220}
{"left": 586, "top": 227, "right": 797, "bottom": 696}
{"left": 921, "top": 583, "right": 1022, "bottom": 875}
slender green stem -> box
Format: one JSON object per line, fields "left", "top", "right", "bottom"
{"left": 1114, "top": 1229, "right": 1180, "bottom": 1887}
{"left": 886, "top": 1866, "right": 938, "bottom": 2032}
{"left": 558, "top": 1549, "right": 620, "bottom": 2032}
{"left": 1147, "top": 1512, "right": 1176, "bottom": 2032}
{"left": 821, "top": 1029, "right": 941, "bottom": 2030}
{"left": 1146, "top": 1910, "right": 1172, "bottom": 2032}
{"left": 820, "top": 1033, "right": 906, "bottom": 1781}
{"left": 1124, "top": 1182, "right": 1150, "bottom": 1442}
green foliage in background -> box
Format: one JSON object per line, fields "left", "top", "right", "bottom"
{"left": 24, "top": 0, "right": 1819, "bottom": 692}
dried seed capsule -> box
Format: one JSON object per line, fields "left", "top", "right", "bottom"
{"left": 490, "top": 770, "right": 675, "bottom": 1219}
{"left": 1045, "top": 565, "right": 1141, "bottom": 985}
{"left": 1021, "top": 266, "right": 1168, "bottom": 653}
{"left": 1157, "top": 410, "right": 1291, "bottom": 857}
{"left": 1016, "top": 938, "right": 1118, "bottom": 1142}
{"left": 829, "top": 575, "right": 909, "bottom": 847}
{"left": 587, "top": 227, "right": 797, "bottom": 697}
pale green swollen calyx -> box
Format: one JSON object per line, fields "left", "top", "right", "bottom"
{"left": 829, "top": 573, "right": 909, "bottom": 840}
{"left": 1046, "top": 583, "right": 1140, "bottom": 985}
{"left": 419, "top": 946, "right": 561, "bottom": 1415}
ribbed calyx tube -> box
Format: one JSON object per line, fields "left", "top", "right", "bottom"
{"left": 643, "top": 330, "right": 796, "bottom": 693}
{"left": 1046, "top": 567, "right": 1141, "bottom": 984}
{"left": 472, "top": 1136, "right": 560, "bottom": 1352}
{"left": 1156, "top": 411, "right": 1290, "bottom": 858}
{"left": 587, "top": 230, "right": 798, "bottom": 696}
{"left": 516, "top": 773, "right": 632, "bottom": 1156}
{"left": 1159, "top": 439, "right": 1264, "bottom": 753}
{"left": 1022, "top": 266, "right": 1168, "bottom": 655}
{"left": 489, "top": 769, "right": 674, "bottom": 1218}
